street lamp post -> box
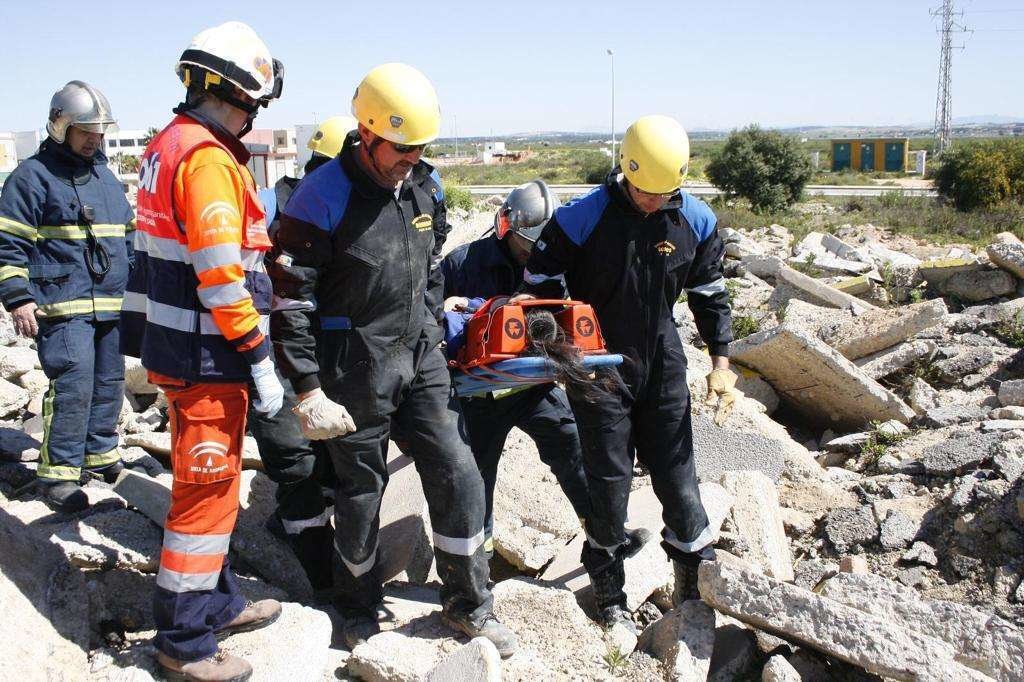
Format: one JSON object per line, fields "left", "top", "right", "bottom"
{"left": 607, "top": 48, "right": 615, "bottom": 171}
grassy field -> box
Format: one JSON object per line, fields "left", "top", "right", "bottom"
{"left": 429, "top": 137, "right": 939, "bottom": 188}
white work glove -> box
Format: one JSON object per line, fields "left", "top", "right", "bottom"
{"left": 250, "top": 357, "right": 285, "bottom": 417}
{"left": 705, "top": 368, "right": 742, "bottom": 426}
{"left": 293, "top": 388, "right": 356, "bottom": 440}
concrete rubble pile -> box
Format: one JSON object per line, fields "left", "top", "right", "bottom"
{"left": 1, "top": 215, "right": 1023, "bottom": 680}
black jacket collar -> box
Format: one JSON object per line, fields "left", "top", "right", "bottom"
{"left": 340, "top": 131, "right": 434, "bottom": 199}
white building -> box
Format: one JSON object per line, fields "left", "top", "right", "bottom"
{"left": 104, "top": 128, "right": 150, "bottom": 158}
{"left": 14, "top": 130, "right": 44, "bottom": 162}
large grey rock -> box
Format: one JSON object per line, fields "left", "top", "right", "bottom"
{"left": 639, "top": 600, "right": 715, "bottom": 681}
{"left": 919, "top": 432, "right": 1001, "bottom": 476}
{"left": 425, "top": 638, "right": 501, "bottom": 682}
{"left": 693, "top": 414, "right": 788, "bottom": 482}
{"left": 879, "top": 510, "right": 919, "bottom": 550}
{"left": 981, "top": 420, "right": 1024, "bottom": 432}
{"left": 0, "top": 377, "right": 29, "bottom": 417}
{"left": 776, "top": 265, "right": 877, "bottom": 314}
{"left": 0, "top": 345, "right": 39, "bottom": 380}
{"left": 902, "top": 541, "right": 939, "bottom": 567}
{"left": 762, "top": 654, "right": 802, "bottom": 682}
{"left": 0, "top": 498, "right": 91, "bottom": 679}
{"left": 698, "top": 559, "right": 992, "bottom": 681}
{"left": 999, "top": 380, "right": 1024, "bottom": 407}
{"left": 50, "top": 508, "right": 161, "bottom": 571}
{"left": 220, "top": 602, "right": 332, "bottom": 682}
{"left": 856, "top": 340, "right": 937, "bottom": 379}
{"left": 820, "top": 572, "right": 1024, "bottom": 681}
{"left": 920, "top": 404, "right": 989, "bottom": 428}
{"left": 0, "top": 426, "right": 39, "bottom": 462}
{"left": 541, "top": 483, "right": 734, "bottom": 613}
{"left": 909, "top": 378, "right": 941, "bottom": 415}
{"left": 933, "top": 348, "right": 994, "bottom": 385}
{"left": 987, "top": 242, "right": 1024, "bottom": 279}
{"left": 939, "top": 268, "right": 1018, "bottom": 302}
{"left": 732, "top": 324, "right": 915, "bottom": 430}
{"left": 492, "top": 429, "right": 580, "bottom": 572}
{"left": 822, "top": 299, "right": 948, "bottom": 361}
{"left": 823, "top": 506, "right": 878, "bottom": 553}
{"left": 720, "top": 471, "right": 794, "bottom": 581}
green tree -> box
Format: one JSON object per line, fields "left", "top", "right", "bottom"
{"left": 935, "top": 138, "right": 1024, "bottom": 211}
{"left": 706, "top": 126, "right": 813, "bottom": 212}
{"left": 111, "top": 152, "right": 140, "bottom": 174}
{"left": 140, "top": 127, "right": 161, "bottom": 146}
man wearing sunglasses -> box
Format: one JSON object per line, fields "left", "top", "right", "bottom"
{"left": 268, "top": 63, "right": 516, "bottom": 657}
{"left": 513, "top": 115, "right": 739, "bottom": 634}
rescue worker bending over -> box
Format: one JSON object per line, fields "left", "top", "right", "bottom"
{"left": 248, "top": 116, "right": 356, "bottom": 596}
{"left": 120, "top": 22, "right": 287, "bottom": 681}
{"left": 515, "top": 116, "right": 740, "bottom": 633}
{"left": 0, "top": 81, "right": 133, "bottom": 513}
{"left": 269, "top": 63, "right": 516, "bottom": 656}
{"left": 441, "top": 179, "right": 649, "bottom": 558}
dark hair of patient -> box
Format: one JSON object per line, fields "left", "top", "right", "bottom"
{"left": 525, "top": 309, "right": 613, "bottom": 401}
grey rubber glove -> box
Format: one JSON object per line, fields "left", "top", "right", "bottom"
{"left": 293, "top": 388, "right": 356, "bottom": 440}
{"left": 250, "top": 357, "right": 285, "bottom": 417}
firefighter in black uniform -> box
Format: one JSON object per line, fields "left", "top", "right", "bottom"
{"left": 268, "top": 63, "right": 516, "bottom": 656}
{"left": 442, "top": 179, "right": 649, "bottom": 561}
{"left": 514, "top": 115, "right": 740, "bottom": 633}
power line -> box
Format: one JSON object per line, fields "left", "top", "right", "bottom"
{"left": 931, "top": 1, "right": 969, "bottom": 155}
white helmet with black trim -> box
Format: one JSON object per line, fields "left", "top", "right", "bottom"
{"left": 46, "top": 80, "right": 117, "bottom": 144}
{"left": 175, "top": 21, "right": 283, "bottom": 134}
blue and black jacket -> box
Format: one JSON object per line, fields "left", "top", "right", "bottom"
{"left": 268, "top": 132, "right": 448, "bottom": 394}
{"left": 0, "top": 140, "right": 133, "bottom": 320}
{"left": 519, "top": 177, "right": 732, "bottom": 390}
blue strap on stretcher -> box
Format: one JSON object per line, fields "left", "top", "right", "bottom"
{"left": 452, "top": 354, "right": 623, "bottom": 398}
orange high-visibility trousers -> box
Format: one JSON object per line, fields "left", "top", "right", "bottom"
{"left": 153, "top": 381, "right": 249, "bottom": 662}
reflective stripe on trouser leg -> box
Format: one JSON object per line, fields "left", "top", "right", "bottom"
{"left": 662, "top": 525, "right": 714, "bottom": 555}
{"left": 84, "top": 448, "right": 121, "bottom": 469}
{"left": 334, "top": 538, "right": 378, "bottom": 578}
{"left": 433, "top": 529, "right": 487, "bottom": 557}
{"left": 38, "top": 382, "right": 80, "bottom": 481}
{"left": 157, "top": 530, "right": 232, "bottom": 592}
{"left": 281, "top": 508, "right": 332, "bottom": 535}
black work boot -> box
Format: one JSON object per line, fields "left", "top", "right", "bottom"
{"left": 38, "top": 479, "right": 89, "bottom": 514}
{"left": 340, "top": 603, "right": 392, "bottom": 650}
{"left": 440, "top": 608, "right": 518, "bottom": 659}
{"left": 619, "top": 528, "right": 653, "bottom": 560}
{"left": 96, "top": 460, "right": 124, "bottom": 484}
{"left": 591, "top": 557, "right": 636, "bottom": 634}
{"left": 673, "top": 547, "right": 716, "bottom": 605}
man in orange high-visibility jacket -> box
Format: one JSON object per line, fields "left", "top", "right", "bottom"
{"left": 119, "top": 22, "right": 288, "bottom": 682}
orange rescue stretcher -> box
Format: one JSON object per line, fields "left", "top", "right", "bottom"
{"left": 449, "top": 297, "right": 623, "bottom": 398}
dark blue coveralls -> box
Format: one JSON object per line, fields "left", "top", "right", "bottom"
{"left": 441, "top": 234, "right": 591, "bottom": 552}
{"left": 0, "top": 140, "right": 133, "bottom": 481}
{"left": 518, "top": 177, "right": 733, "bottom": 611}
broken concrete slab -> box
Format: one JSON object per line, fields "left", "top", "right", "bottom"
{"left": 698, "top": 559, "right": 992, "bottom": 681}
{"left": 776, "top": 265, "right": 877, "bottom": 314}
{"left": 981, "top": 420, "right": 1024, "bottom": 432}
{"left": 987, "top": 242, "right": 1024, "bottom": 279}
{"left": 999, "top": 380, "right": 1024, "bottom": 407}
{"left": 123, "top": 431, "right": 264, "bottom": 470}
{"left": 823, "top": 506, "right": 878, "bottom": 553}
{"left": 0, "top": 378, "right": 29, "bottom": 418}
{"left": 50, "top": 508, "right": 161, "bottom": 571}
{"left": 740, "top": 254, "right": 785, "bottom": 279}
{"left": 918, "top": 257, "right": 985, "bottom": 285}
{"left": 638, "top": 600, "right": 715, "bottom": 681}
{"left": 719, "top": 471, "right": 794, "bottom": 581}
{"left": 919, "top": 431, "right": 1001, "bottom": 476}
{"left": 831, "top": 272, "right": 880, "bottom": 297}
{"left": 820, "top": 572, "right": 1024, "bottom": 681}
{"left": 932, "top": 266, "right": 1018, "bottom": 302}
{"left": 855, "top": 340, "right": 937, "bottom": 380}
{"left": 0, "top": 346, "right": 39, "bottom": 381}
{"left": 541, "top": 482, "right": 734, "bottom": 614}
{"left": 762, "top": 654, "right": 801, "bottom": 682}
{"left": 425, "top": 638, "right": 501, "bottom": 682}
{"left": 731, "top": 324, "right": 916, "bottom": 430}
{"left": 821, "top": 298, "right": 948, "bottom": 361}
{"left": 492, "top": 428, "right": 581, "bottom": 573}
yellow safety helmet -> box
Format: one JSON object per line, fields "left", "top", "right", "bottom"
{"left": 619, "top": 115, "right": 690, "bottom": 194}
{"left": 351, "top": 63, "right": 441, "bottom": 146}
{"left": 307, "top": 115, "right": 357, "bottom": 158}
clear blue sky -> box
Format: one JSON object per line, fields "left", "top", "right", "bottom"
{"left": 2, "top": 0, "right": 1021, "bottom": 136}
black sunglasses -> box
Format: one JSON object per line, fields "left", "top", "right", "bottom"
{"left": 391, "top": 141, "right": 426, "bottom": 154}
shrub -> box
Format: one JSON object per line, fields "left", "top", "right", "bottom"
{"left": 935, "top": 138, "right": 1024, "bottom": 211}
{"left": 706, "top": 126, "right": 813, "bottom": 212}
{"left": 443, "top": 186, "right": 474, "bottom": 212}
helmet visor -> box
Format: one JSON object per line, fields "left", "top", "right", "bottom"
{"left": 73, "top": 121, "right": 118, "bottom": 135}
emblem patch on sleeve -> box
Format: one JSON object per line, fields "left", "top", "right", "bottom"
{"left": 412, "top": 214, "right": 433, "bottom": 231}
